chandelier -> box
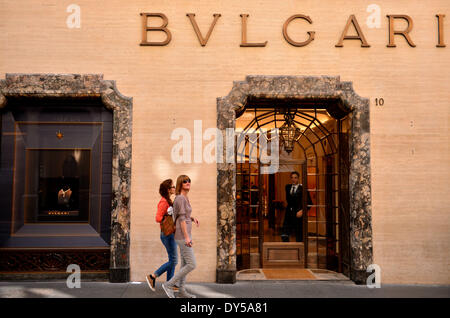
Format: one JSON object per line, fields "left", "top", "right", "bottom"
{"left": 279, "top": 109, "right": 300, "bottom": 153}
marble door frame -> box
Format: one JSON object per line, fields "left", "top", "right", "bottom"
{"left": 216, "top": 75, "right": 373, "bottom": 284}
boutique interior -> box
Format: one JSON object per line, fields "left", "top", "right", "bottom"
{"left": 234, "top": 105, "right": 351, "bottom": 274}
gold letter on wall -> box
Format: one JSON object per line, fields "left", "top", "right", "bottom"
{"left": 187, "top": 13, "right": 221, "bottom": 46}
{"left": 240, "top": 14, "right": 268, "bottom": 47}
{"left": 282, "top": 14, "right": 315, "bottom": 47}
{"left": 140, "top": 13, "right": 171, "bottom": 46}
{"left": 335, "top": 15, "right": 370, "bottom": 47}
{"left": 387, "top": 15, "right": 416, "bottom": 47}
{"left": 436, "top": 14, "right": 446, "bottom": 47}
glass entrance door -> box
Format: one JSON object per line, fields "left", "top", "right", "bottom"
{"left": 236, "top": 134, "right": 263, "bottom": 270}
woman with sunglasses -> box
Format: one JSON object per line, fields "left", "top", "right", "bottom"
{"left": 162, "top": 175, "right": 199, "bottom": 298}
{"left": 146, "top": 179, "right": 179, "bottom": 292}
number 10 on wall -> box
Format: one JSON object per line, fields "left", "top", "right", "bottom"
{"left": 375, "top": 98, "right": 384, "bottom": 106}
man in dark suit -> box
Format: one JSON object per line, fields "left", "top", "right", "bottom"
{"left": 281, "top": 171, "right": 312, "bottom": 242}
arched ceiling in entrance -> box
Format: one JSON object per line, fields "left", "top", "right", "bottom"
{"left": 235, "top": 107, "right": 338, "bottom": 158}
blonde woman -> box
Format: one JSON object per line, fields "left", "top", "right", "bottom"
{"left": 162, "top": 175, "right": 199, "bottom": 298}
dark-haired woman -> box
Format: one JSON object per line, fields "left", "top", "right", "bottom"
{"left": 146, "top": 179, "right": 178, "bottom": 292}
{"left": 162, "top": 175, "right": 199, "bottom": 298}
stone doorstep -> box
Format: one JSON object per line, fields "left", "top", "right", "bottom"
{"left": 236, "top": 269, "right": 266, "bottom": 281}
{"left": 236, "top": 268, "right": 350, "bottom": 281}
{"left": 310, "top": 269, "right": 350, "bottom": 281}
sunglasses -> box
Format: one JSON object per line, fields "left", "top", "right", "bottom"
{"left": 182, "top": 179, "right": 191, "bottom": 184}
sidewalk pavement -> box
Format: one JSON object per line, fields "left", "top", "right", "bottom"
{"left": 1, "top": 280, "right": 449, "bottom": 298}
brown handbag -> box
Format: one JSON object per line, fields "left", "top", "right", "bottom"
{"left": 160, "top": 212, "right": 178, "bottom": 236}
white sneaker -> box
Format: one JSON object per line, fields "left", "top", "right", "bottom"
{"left": 162, "top": 283, "right": 176, "bottom": 298}
{"left": 177, "top": 289, "right": 197, "bottom": 298}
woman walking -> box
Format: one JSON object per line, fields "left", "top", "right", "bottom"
{"left": 162, "top": 175, "right": 199, "bottom": 298}
{"left": 146, "top": 179, "right": 178, "bottom": 292}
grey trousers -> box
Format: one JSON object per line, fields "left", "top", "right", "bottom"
{"left": 166, "top": 239, "right": 196, "bottom": 290}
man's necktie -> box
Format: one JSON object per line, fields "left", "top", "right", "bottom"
{"left": 291, "top": 185, "right": 296, "bottom": 195}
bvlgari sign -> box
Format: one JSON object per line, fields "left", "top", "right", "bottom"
{"left": 139, "top": 13, "right": 446, "bottom": 48}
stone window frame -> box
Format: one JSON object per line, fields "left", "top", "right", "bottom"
{"left": 216, "top": 75, "right": 373, "bottom": 284}
{"left": 0, "top": 74, "right": 132, "bottom": 283}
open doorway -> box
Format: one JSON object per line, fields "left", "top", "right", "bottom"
{"left": 216, "top": 76, "right": 372, "bottom": 285}
{"left": 235, "top": 106, "right": 351, "bottom": 275}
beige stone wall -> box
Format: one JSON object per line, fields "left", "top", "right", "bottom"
{"left": 1, "top": 0, "right": 449, "bottom": 284}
